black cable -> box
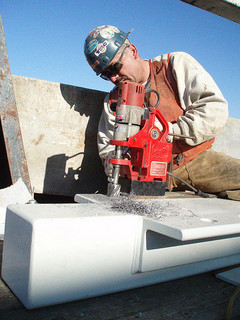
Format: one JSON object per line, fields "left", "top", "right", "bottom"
{"left": 167, "top": 171, "right": 211, "bottom": 198}
{"left": 148, "top": 89, "right": 160, "bottom": 108}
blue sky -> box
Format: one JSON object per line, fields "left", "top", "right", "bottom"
{"left": 1, "top": 0, "right": 240, "bottom": 118}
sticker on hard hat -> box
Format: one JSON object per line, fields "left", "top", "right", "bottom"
{"left": 100, "top": 28, "right": 115, "bottom": 39}
{"left": 91, "top": 60, "right": 100, "bottom": 70}
{"left": 150, "top": 161, "right": 167, "bottom": 176}
{"left": 86, "top": 39, "right": 98, "bottom": 54}
{"left": 109, "top": 26, "right": 120, "bottom": 33}
{"left": 90, "top": 28, "right": 100, "bottom": 38}
{"left": 95, "top": 40, "right": 109, "bottom": 56}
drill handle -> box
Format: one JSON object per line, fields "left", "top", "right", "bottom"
{"left": 154, "top": 108, "right": 170, "bottom": 141}
{"left": 147, "top": 89, "right": 170, "bottom": 141}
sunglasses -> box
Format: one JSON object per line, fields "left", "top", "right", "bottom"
{"left": 100, "top": 46, "right": 129, "bottom": 81}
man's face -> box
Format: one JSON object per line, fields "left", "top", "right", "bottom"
{"left": 100, "top": 44, "right": 140, "bottom": 85}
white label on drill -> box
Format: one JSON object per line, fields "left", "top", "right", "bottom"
{"left": 150, "top": 161, "right": 167, "bottom": 176}
{"left": 115, "top": 125, "right": 126, "bottom": 132}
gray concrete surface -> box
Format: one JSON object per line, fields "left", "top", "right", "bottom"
{"left": 12, "top": 75, "right": 107, "bottom": 196}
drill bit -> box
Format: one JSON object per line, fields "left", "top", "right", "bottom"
{"left": 107, "top": 146, "right": 122, "bottom": 197}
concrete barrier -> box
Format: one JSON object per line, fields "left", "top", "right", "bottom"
{"left": 12, "top": 75, "right": 108, "bottom": 196}
{"left": 9, "top": 75, "right": 240, "bottom": 196}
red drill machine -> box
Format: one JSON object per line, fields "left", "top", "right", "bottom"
{"left": 107, "top": 81, "right": 172, "bottom": 197}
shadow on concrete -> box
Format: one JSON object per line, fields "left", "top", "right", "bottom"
{"left": 43, "top": 84, "right": 108, "bottom": 196}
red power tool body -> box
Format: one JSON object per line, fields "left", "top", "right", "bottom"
{"left": 107, "top": 81, "right": 172, "bottom": 197}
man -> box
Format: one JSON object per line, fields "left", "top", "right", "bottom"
{"left": 84, "top": 25, "right": 240, "bottom": 200}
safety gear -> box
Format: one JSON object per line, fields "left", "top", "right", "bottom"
{"left": 84, "top": 25, "right": 132, "bottom": 75}
{"left": 172, "top": 149, "right": 240, "bottom": 201}
{"left": 148, "top": 57, "right": 214, "bottom": 170}
{"left": 100, "top": 45, "right": 129, "bottom": 81}
{"left": 97, "top": 52, "right": 228, "bottom": 163}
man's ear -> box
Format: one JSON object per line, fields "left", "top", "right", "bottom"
{"left": 128, "top": 44, "right": 138, "bottom": 59}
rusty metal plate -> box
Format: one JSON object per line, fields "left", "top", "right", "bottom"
{"left": 0, "top": 16, "right": 31, "bottom": 193}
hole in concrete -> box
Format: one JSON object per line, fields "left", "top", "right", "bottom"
{"left": 200, "top": 218, "right": 218, "bottom": 223}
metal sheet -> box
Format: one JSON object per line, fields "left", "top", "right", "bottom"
{"left": 181, "top": 0, "right": 240, "bottom": 24}
{"left": 2, "top": 202, "right": 240, "bottom": 309}
{"left": 0, "top": 16, "right": 31, "bottom": 193}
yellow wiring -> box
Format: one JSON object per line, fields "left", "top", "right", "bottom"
{"left": 226, "top": 284, "right": 240, "bottom": 320}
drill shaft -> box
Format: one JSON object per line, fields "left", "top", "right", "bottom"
{"left": 107, "top": 146, "right": 122, "bottom": 197}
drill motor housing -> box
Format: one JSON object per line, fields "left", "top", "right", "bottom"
{"left": 109, "top": 81, "right": 172, "bottom": 196}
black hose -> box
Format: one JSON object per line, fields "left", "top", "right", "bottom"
{"left": 148, "top": 89, "right": 160, "bottom": 108}
{"left": 167, "top": 171, "right": 211, "bottom": 198}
